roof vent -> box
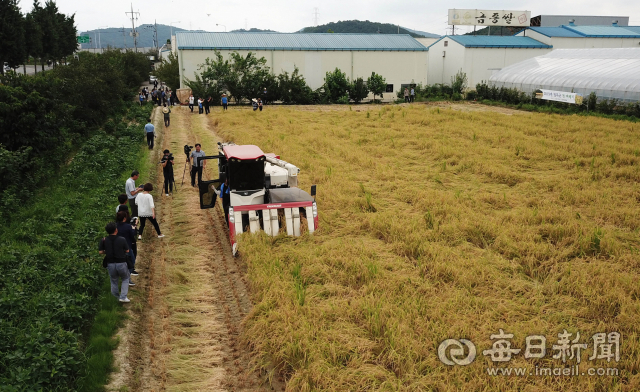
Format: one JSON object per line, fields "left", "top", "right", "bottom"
{"left": 568, "top": 19, "right": 576, "bottom": 26}
{"left": 612, "top": 20, "right": 618, "bottom": 26}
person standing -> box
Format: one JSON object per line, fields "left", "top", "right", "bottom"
{"left": 139, "top": 91, "right": 145, "bottom": 106}
{"left": 144, "top": 118, "right": 155, "bottom": 149}
{"left": 162, "top": 103, "right": 171, "bottom": 127}
{"left": 136, "top": 183, "right": 164, "bottom": 239}
{"left": 204, "top": 96, "right": 212, "bottom": 114}
{"left": 188, "top": 143, "right": 206, "bottom": 187}
{"left": 216, "top": 175, "right": 231, "bottom": 226}
{"left": 221, "top": 93, "right": 228, "bottom": 111}
{"left": 258, "top": 98, "right": 263, "bottom": 112}
{"left": 153, "top": 79, "right": 158, "bottom": 89}
{"left": 263, "top": 88, "right": 268, "bottom": 104}
{"left": 161, "top": 149, "right": 174, "bottom": 196}
{"left": 98, "top": 222, "right": 131, "bottom": 303}
{"left": 188, "top": 94, "right": 195, "bottom": 112}
{"left": 410, "top": 86, "right": 415, "bottom": 103}
{"left": 404, "top": 87, "right": 410, "bottom": 103}
{"left": 126, "top": 170, "right": 143, "bottom": 218}
{"left": 116, "top": 193, "right": 129, "bottom": 215}
{"left": 198, "top": 97, "right": 204, "bottom": 114}
{"left": 116, "top": 211, "right": 139, "bottom": 278}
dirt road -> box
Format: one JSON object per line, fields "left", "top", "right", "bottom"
{"left": 107, "top": 105, "right": 277, "bottom": 392}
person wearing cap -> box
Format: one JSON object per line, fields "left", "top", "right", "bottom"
{"left": 162, "top": 103, "right": 171, "bottom": 127}
{"left": 221, "top": 93, "right": 228, "bottom": 111}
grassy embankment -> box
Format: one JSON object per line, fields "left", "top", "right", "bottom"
{"left": 205, "top": 105, "right": 640, "bottom": 391}
{"left": 0, "top": 104, "right": 152, "bottom": 390}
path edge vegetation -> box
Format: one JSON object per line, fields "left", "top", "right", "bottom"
{"left": 76, "top": 105, "right": 153, "bottom": 391}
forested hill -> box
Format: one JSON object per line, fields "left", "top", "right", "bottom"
{"left": 301, "top": 20, "right": 438, "bottom": 37}
{"left": 78, "top": 24, "right": 188, "bottom": 49}
{"left": 463, "top": 25, "right": 526, "bottom": 36}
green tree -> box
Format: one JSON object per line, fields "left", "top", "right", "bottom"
{"left": 186, "top": 50, "right": 232, "bottom": 103}
{"left": 24, "top": 11, "right": 43, "bottom": 74}
{"left": 367, "top": 72, "right": 386, "bottom": 101}
{"left": 0, "top": 0, "right": 26, "bottom": 74}
{"left": 324, "top": 68, "right": 349, "bottom": 103}
{"left": 278, "top": 66, "right": 314, "bottom": 104}
{"left": 349, "top": 77, "right": 369, "bottom": 103}
{"left": 451, "top": 70, "right": 468, "bottom": 95}
{"left": 155, "top": 51, "right": 180, "bottom": 91}
{"left": 228, "top": 52, "right": 270, "bottom": 104}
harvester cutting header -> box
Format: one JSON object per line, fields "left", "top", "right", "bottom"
{"left": 198, "top": 142, "right": 318, "bottom": 255}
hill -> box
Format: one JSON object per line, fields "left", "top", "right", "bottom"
{"left": 301, "top": 20, "right": 436, "bottom": 37}
{"left": 78, "top": 24, "right": 189, "bottom": 49}
{"left": 463, "top": 25, "right": 526, "bottom": 36}
{"left": 231, "top": 28, "right": 278, "bottom": 33}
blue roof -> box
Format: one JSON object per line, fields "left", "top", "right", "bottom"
{"left": 445, "top": 35, "right": 552, "bottom": 48}
{"left": 563, "top": 25, "right": 640, "bottom": 37}
{"left": 175, "top": 32, "right": 428, "bottom": 51}
{"left": 523, "top": 25, "right": 640, "bottom": 38}
{"left": 527, "top": 27, "right": 583, "bottom": 38}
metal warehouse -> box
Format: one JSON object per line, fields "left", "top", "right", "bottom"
{"left": 175, "top": 32, "right": 428, "bottom": 100}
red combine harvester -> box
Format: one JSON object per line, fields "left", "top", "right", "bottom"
{"left": 198, "top": 142, "right": 318, "bottom": 255}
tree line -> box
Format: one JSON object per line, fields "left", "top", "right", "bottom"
{"left": 0, "top": 0, "right": 77, "bottom": 74}
{"left": 155, "top": 49, "right": 388, "bottom": 105}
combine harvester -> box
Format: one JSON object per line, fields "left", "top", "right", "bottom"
{"left": 198, "top": 142, "right": 318, "bottom": 255}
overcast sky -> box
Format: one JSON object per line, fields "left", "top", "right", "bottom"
{"left": 19, "top": 0, "right": 640, "bottom": 36}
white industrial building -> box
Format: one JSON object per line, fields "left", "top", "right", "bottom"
{"left": 426, "top": 36, "right": 552, "bottom": 88}
{"left": 175, "top": 32, "right": 428, "bottom": 100}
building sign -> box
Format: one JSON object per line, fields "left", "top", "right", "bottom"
{"left": 538, "top": 89, "right": 583, "bottom": 105}
{"left": 448, "top": 9, "right": 531, "bottom": 27}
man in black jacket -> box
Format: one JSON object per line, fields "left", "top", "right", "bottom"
{"left": 99, "top": 222, "right": 132, "bottom": 303}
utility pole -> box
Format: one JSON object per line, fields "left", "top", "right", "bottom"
{"left": 120, "top": 26, "right": 127, "bottom": 48}
{"left": 125, "top": 4, "right": 140, "bottom": 52}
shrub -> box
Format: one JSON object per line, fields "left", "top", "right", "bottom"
{"left": 323, "top": 68, "right": 350, "bottom": 103}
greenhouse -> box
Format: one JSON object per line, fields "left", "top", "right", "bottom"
{"left": 488, "top": 48, "right": 640, "bottom": 102}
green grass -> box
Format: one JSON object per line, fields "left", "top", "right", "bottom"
{"left": 0, "top": 104, "right": 152, "bottom": 390}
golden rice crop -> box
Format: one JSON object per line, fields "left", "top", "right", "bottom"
{"left": 199, "top": 104, "right": 640, "bottom": 391}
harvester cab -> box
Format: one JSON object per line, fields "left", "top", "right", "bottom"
{"left": 198, "top": 142, "right": 318, "bottom": 255}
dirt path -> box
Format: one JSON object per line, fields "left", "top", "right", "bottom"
{"left": 107, "top": 106, "right": 277, "bottom": 392}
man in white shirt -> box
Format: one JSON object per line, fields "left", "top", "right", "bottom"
{"left": 125, "top": 170, "right": 143, "bottom": 217}
{"left": 188, "top": 94, "right": 195, "bottom": 112}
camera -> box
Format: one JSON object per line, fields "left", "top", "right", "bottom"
{"left": 160, "top": 153, "right": 174, "bottom": 164}
{"left": 184, "top": 145, "right": 193, "bottom": 156}
{"left": 130, "top": 216, "right": 139, "bottom": 227}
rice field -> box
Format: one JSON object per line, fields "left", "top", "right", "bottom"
{"left": 206, "top": 103, "right": 640, "bottom": 391}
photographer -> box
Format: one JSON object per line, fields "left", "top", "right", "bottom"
{"left": 187, "top": 143, "right": 206, "bottom": 187}
{"left": 161, "top": 149, "right": 174, "bottom": 196}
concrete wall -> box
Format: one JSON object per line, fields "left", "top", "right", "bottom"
{"left": 426, "top": 39, "right": 551, "bottom": 88}
{"left": 415, "top": 38, "right": 439, "bottom": 48}
{"left": 177, "top": 48, "right": 428, "bottom": 101}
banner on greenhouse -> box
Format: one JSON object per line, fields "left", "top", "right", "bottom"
{"left": 537, "top": 90, "right": 583, "bottom": 105}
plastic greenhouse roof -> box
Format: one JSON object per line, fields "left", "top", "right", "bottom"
{"left": 175, "top": 32, "right": 428, "bottom": 51}
{"left": 488, "top": 48, "right": 640, "bottom": 102}
{"left": 446, "top": 35, "right": 551, "bottom": 48}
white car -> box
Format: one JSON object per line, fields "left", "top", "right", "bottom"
{"left": 149, "top": 75, "right": 157, "bottom": 83}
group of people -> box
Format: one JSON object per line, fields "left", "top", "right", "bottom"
{"left": 99, "top": 170, "right": 165, "bottom": 303}
{"left": 404, "top": 87, "right": 416, "bottom": 103}
{"left": 138, "top": 79, "right": 179, "bottom": 107}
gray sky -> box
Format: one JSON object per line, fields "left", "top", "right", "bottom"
{"left": 19, "top": 0, "right": 640, "bottom": 36}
